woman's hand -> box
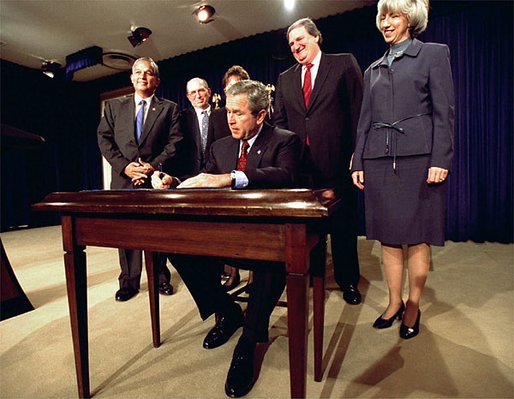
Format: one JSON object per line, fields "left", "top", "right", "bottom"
{"left": 427, "top": 167, "right": 448, "bottom": 184}
{"left": 352, "top": 171, "right": 365, "bottom": 190}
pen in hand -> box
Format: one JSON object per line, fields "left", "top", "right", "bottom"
{"left": 158, "top": 162, "right": 164, "bottom": 179}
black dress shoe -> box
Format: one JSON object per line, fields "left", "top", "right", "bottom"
{"left": 115, "top": 287, "right": 138, "bottom": 302}
{"left": 203, "top": 306, "right": 244, "bottom": 349}
{"left": 373, "top": 302, "right": 405, "bottom": 329}
{"left": 223, "top": 273, "right": 241, "bottom": 291}
{"left": 342, "top": 284, "right": 362, "bottom": 305}
{"left": 400, "top": 310, "right": 421, "bottom": 339}
{"left": 225, "top": 341, "right": 256, "bottom": 398}
{"left": 158, "top": 282, "right": 174, "bottom": 295}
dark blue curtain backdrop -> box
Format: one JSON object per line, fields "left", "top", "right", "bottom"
{"left": 1, "top": 1, "right": 512, "bottom": 242}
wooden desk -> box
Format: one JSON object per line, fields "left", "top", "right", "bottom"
{"left": 33, "top": 189, "right": 339, "bottom": 398}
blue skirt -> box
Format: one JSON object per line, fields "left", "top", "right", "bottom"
{"left": 363, "top": 155, "right": 447, "bottom": 246}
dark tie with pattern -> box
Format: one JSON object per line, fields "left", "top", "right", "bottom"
{"left": 201, "top": 110, "right": 209, "bottom": 153}
{"left": 136, "top": 100, "right": 146, "bottom": 143}
{"left": 237, "top": 140, "right": 250, "bottom": 171}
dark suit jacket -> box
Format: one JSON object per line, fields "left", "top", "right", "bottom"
{"left": 273, "top": 53, "right": 363, "bottom": 188}
{"left": 97, "top": 94, "right": 182, "bottom": 189}
{"left": 206, "top": 122, "right": 301, "bottom": 188}
{"left": 351, "top": 39, "right": 455, "bottom": 171}
{"left": 175, "top": 107, "right": 232, "bottom": 179}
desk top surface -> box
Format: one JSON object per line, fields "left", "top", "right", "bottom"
{"left": 33, "top": 188, "right": 340, "bottom": 218}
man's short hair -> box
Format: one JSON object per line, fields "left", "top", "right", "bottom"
{"left": 287, "top": 17, "right": 323, "bottom": 45}
{"left": 132, "top": 57, "right": 160, "bottom": 78}
{"left": 225, "top": 80, "right": 269, "bottom": 116}
{"left": 222, "top": 65, "right": 250, "bottom": 89}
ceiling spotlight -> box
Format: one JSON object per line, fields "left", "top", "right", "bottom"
{"left": 41, "top": 60, "right": 61, "bottom": 78}
{"left": 193, "top": 4, "right": 216, "bottom": 24}
{"left": 127, "top": 26, "right": 152, "bottom": 47}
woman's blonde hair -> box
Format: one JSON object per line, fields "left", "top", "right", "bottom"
{"left": 376, "top": 0, "right": 429, "bottom": 38}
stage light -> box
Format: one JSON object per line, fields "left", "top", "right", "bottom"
{"left": 284, "top": 0, "right": 296, "bottom": 12}
{"left": 128, "top": 26, "right": 152, "bottom": 47}
{"left": 193, "top": 4, "right": 216, "bottom": 24}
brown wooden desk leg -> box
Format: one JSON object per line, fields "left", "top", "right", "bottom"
{"left": 62, "top": 216, "right": 90, "bottom": 399}
{"left": 313, "top": 274, "right": 325, "bottom": 381}
{"left": 144, "top": 251, "right": 160, "bottom": 347}
{"left": 285, "top": 224, "right": 309, "bottom": 398}
{"left": 286, "top": 273, "right": 309, "bottom": 398}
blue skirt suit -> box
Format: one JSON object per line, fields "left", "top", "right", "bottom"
{"left": 351, "top": 39, "right": 455, "bottom": 246}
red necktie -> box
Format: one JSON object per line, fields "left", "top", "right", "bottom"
{"left": 303, "top": 63, "right": 313, "bottom": 145}
{"left": 237, "top": 140, "right": 250, "bottom": 171}
{"left": 303, "top": 63, "right": 313, "bottom": 108}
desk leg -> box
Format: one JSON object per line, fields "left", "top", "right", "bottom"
{"left": 61, "top": 216, "right": 90, "bottom": 398}
{"left": 285, "top": 224, "right": 309, "bottom": 399}
{"left": 144, "top": 251, "right": 160, "bottom": 347}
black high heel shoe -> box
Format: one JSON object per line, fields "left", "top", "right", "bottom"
{"left": 373, "top": 302, "right": 405, "bottom": 329}
{"left": 400, "top": 309, "right": 421, "bottom": 339}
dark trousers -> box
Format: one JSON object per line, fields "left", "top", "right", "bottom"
{"left": 169, "top": 254, "right": 286, "bottom": 343}
{"left": 300, "top": 146, "right": 360, "bottom": 288}
{"left": 118, "top": 249, "right": 171, "bottom": 290}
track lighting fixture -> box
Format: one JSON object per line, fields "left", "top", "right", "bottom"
{"left": 41, "top": 60, "right": 61, "bottom": 78}
{"left": 193, "top": 4, "right": 216, "bottom": 24}
{"left": 127, "top": 26, "right": 152, "bottom": 47}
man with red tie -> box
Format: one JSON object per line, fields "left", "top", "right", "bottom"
{"left": 273, "top": 18, "right": 364, "bottom": 305}
{"left": 153, "top": 80, "right": 300, "bottom": 398}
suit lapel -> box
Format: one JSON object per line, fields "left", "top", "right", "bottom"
{"left": 139, "top": 96, "right": 164, "bottom": 145}
{"left": 187, "top": 108, "right": 202, "bottom": 155}
{"left": 291, "top": 64, "right": 306, "bottom": 112}
{"left": 246, "top": 124, "right": 272, "bottom": 170}
{"left": 308, "top": 52, "right": 329, "bottom": 111}
{"left": 119, "top": 96, "right": 137, "bottom": 144}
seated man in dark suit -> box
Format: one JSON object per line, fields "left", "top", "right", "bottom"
{"left": 152, "top": 80, "right": 301, "bottom": 398}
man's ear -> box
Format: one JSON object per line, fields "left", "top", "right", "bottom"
{"left": 257, "top": 109, "right": 267, "bottom": 124}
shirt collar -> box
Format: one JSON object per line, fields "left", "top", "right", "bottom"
{"left": 194, "top": 105, "right": 211, "bottom": 118}
{"left": 243, "top": 124, "right": 263, "bottom": 149}
{"left": 303, "top": 50, "right": 322, "bottom": 70}
{"left": 134, "top": 93, "right": 154, "bottom": 105}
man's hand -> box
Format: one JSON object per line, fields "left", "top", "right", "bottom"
{"left": 125, "top": 161, "right": 150, "bottom": 185}
{"left": 151, "top": 171, "right": 179, "bottom": 189}
{"left": 177, "top": 173, "right": 231, "bottom": 189}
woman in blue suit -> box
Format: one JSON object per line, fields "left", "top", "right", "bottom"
{"left": 351, "top": 0, "right": 454, "bottom": 339}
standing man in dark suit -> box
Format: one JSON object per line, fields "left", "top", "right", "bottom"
{"left": 152, "top": 80, "right": 301, "bottom": 398}
{"left": 97, "top": 57, "right": 181, "bottom": 301}
{"left": 176, "top": 77, "right": 213, "bottom": 179}
{"left": 273, "top": 18, "right": 364, "bottom": 304}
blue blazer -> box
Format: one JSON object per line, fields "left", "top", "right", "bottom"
{"left": 352, "top": 39, "right": 455, "bottom": 171}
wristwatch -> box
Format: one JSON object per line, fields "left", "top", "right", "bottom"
{"left": 230, "top": 170, "right": 237, "bottom": 188}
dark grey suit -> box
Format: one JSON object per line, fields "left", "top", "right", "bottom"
{"left": 97, "top": 94, "right": 182, "bottom": 289}
{"left": 169, "top": 122, "right": 301, "bottom": 342}
{"left": 273, "top": 52, "right": 363, "bottom": 288}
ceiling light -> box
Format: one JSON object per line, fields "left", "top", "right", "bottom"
{"left": 127, "top": 26, "right": 152, "bottom": 47}
{"left": 193, "top": 4, "right": 216, "bottom": 24}
{"left": 41, "top": 60, "right": 61, "bottom": 78}
{"left": 284, "top": 0, "right": 296, "bottom": 12}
